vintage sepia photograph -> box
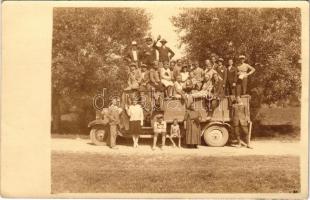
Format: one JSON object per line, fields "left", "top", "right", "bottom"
{"left": 50, "top": 4, "right": 305, "bottom": 195}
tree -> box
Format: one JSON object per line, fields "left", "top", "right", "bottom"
{"left": 52, "top": 8, "right": 150, "bottom": 133}
{"left": 172, "top": 8, "right": 301, "bottom": 119}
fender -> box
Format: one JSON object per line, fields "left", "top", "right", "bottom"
{"left": 88, "top": 119, "right": 109, "bottom": 128}
{"left": 201, "top": 121, "right": 232, "bottom": 136}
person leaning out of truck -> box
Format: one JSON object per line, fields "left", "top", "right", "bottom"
{"left": 231, "top": 96, "right": 253, "bottom": 149}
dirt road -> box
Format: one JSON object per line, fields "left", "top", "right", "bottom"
{"left": 52, "top": 138, "right": 302, "bottom": 156}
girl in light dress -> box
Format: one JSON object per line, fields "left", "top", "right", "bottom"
{"left": 167, "top": 119, "right": 181, "bottom": 148}
{"left": 160, "top": 61, "right": 174, "bottom": 97}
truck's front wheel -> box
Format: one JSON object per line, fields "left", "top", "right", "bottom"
{"left": 90, "top": 127, "right": 108, "bottom": 145}
{"left": 203, "top": 125, "right": 229, "bottom": 147}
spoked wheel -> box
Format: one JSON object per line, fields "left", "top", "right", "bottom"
{"left": 203, "top": 125, "right": 229, "bottom": 147}
{"left": 90, "top": 127, "right": 108, "bottom": 145}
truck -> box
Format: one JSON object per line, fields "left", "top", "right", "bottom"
{"left": 88, "top": 89, "right": 251, "bottom": 147}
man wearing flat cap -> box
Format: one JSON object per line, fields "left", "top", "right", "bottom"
{"left": 126, "top": 40, "right": 142, "bottom": 66}
{"left": 236, "top": 55, "right": 255, "bottom": 96}
{"left": 154, "top": 37, "right": 175, "bottom": 64}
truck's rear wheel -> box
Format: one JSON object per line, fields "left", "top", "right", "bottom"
{"left": 90, "top": 127, "right": 108, "bottom": 145}
{"left": 203, "top": 125, "right": 229, "bottom": 147}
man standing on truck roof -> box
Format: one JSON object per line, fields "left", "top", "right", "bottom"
{"left": 107, "top": 97, "right": 123, "bottom": 149}
{"left": 231, "top": 97, "right": 253, "bottom": 149}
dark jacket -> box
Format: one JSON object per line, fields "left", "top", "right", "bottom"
{"left": 141, "top": 43, "right": 157, "bottom": 65}
{"left": 226, "top": 66, "right": 238, "bottom": 85}
{"left": 216, "top": 65, "right": 227, "bottom": 85}
{"left": 231, "top": 103, "right": 249, "bottom": 126}
{"left": 126, "top": 49, "right": 141, "bottom": 64}
{"left": 154, "top": 46, "right": 175, "bottom": 62}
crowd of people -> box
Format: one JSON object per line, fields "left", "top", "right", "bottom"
{"left": 103, "top": 35, "right": 254, "bottom": 150}
{"left": 125, "top": 35, "right": 256, "bottom": 103}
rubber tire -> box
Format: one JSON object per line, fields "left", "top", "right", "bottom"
{"left": 203, "top": 125, "right": 229, "bottom": 147}
{"left": 90, "top": 127, "right": 108, "bottom": 146}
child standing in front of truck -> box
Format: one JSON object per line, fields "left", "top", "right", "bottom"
{"left": 167, "top": 119, "right": 181, "bottom": 148}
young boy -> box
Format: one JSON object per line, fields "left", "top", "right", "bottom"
{"left": 152, "top": 114, "right": 167, "bottom": 150}
{"left": 167, "top": 119, "right": 181, "bottom": 148}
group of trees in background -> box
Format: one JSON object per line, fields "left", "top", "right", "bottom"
{"left": 52, "top": 7, "right": 301, "bottom": 134}
{"left": 52, "top": 8, "right": 150, "bottom": 133}
{"left": 171, "top": 8, "right": 301, "bottom": 107}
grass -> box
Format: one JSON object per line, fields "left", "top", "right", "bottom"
{"left": 52, "top": 153, "right": 300, "bottom": 193}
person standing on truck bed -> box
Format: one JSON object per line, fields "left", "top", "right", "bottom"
{"left": 215, "top": 58, "right": 227, "bottom": 91}
{"left": 231, "top": 97, "right": 253, "bottom": 149}
{"left": 153, "top": 37, "right": 175, "bottom": 66}
{"left": 226, "top": 58, "right": 238, "bottom": 96}
{"left": 125, "top": 98, "right": 144, "bottom": 148}
{"left": 236, "top": 55, "right": 255, "bottom": 96}
{"left": 107, "top": 97, "right": 123, "bottom": 149}
{"left": 184, "top": 99, "right": 202, "bottom": 148}
{"left": 125, "top": 40, "right": 142, "bottom": 67}
{"left": 141, "top": 35, "right": 160, "bottom": 67}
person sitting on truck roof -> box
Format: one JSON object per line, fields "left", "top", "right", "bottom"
{"left": 191, "top": 61, "right": 204, "bottom": 91}
{"left": 180, "top": 64, "right": 190, "bottom": 85}
{"left": 160, "top": 61, "right": 174, "bottom": 97}
{"left": 139, "top": 63, "right": 151, "bottom": 92}
{"left": 152, "top": 114, "right": 167, "bottom": 150}
{"left": 125, "top": 62, "right": 141, "bottom": 91}
{"left": 190, "top": 73, "right": 213, "bottom": 98}
{"left": 204, "top": 59, "right": 218, "bottom": 79}
{"left": 173, "top": 75, "right": 187, "bottom": 99}
{"left": 149, "top": 61, "right": 164, "bottom": 92}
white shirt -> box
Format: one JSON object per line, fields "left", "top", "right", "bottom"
{"left": 132, "top": 50, "right": 138, "bottom": 61}
{"left": 127, "top": 104, "right": 144, "bottom": 125}
{"left": 153, "top": 121, "right": 167, "bottom": 133}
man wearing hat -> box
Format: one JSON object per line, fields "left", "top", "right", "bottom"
{"left": 126, "top": 41, "right": 141, "bottom": 66}
{"left": 236, "top": 55, "right": 255, "bottom": 96}
{"left": 152, "top": 114, "right": 167, "bottom": 150}
{"left": 215, "top": 58, "right": 227, "bottom": 90}
{"left": 154, "top": 38, "right": 175, "bottom": 64}
{"left": 141, "top": 35, "right": 160, "bottom": 67}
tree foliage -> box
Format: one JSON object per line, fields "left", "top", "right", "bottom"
{"left": 172, "top": 8, "right": 301, "bottom": 104}
{"left": 52, "top": 8, "right": 150, "bottom": 132}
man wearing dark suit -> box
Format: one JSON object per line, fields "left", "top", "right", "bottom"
{"left": 231, "top": 97, "right": 252, "bottom": 148}
{"left": 226, "top": 58, "right": 238, "bottom": 96}
{"left": 126, "top": 41, "right": 141, "bottom": 66}
{"left": 141, "top": 36, "right": 160, "bottom": 67}
{"left": 215, "top": 58, "right": 227, "bottom": 91}
{"left": 154, "top": 38, "right": 175, "bottom": 63}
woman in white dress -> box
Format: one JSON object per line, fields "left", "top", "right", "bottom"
{"left": 125, "top": 98, "right": 144, "bottom": 148}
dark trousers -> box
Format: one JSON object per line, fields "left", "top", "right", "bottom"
{"left": 109, "top": 124, "right": 118, "bottom": 147}
{"left": 236, "top": 78, "right": 248, "bottom": 96}
{"left": 234, "top": 124, "right": 249, "bottom": 145}
{"left": 226, "top": 82, "right": 236, "bottom": 96}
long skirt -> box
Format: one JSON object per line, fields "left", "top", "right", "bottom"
{"left": 129, "top": 120, "right": 142, "bottom": 136}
